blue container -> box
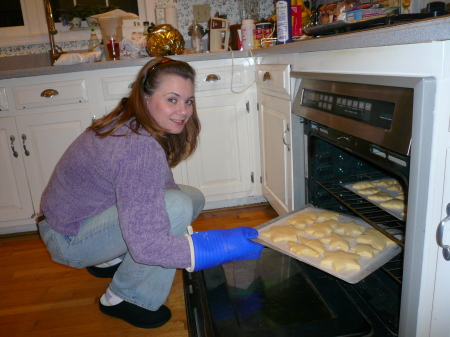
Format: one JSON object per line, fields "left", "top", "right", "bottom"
{"left": 276, "top": 0, "right": 292, "bottom": 44}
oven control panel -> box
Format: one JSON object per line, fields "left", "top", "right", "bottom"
{"left": 301, "top": 89, "right": 395, "bottom": 130}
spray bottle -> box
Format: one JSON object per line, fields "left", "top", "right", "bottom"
{"left": 276, "top": 0, "right": 292, "bottom": 44}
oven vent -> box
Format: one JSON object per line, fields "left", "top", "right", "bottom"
{"left": 370, "top": 145, "right": 408, "bottom": 167}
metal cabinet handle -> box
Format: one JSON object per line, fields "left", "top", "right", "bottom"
{"left": 40, "top": 89, "right": 59, "bottom": 98}
{"left": 282, "top": 124, "right": 291, "bottom": 151}
{"left": 21, "top": 134, "right": 30, "bottom": 156}
{"left": 437, "top": 203, "right": 450, "bottom": 260}
{"left": 10, "top": 135, "right": 18, "bottom": 158}
{"left": 263, "top": 72, "right": 271, "bottom": 81}
{"left": 204, "top": 74, "right": 221, "bottom": 83}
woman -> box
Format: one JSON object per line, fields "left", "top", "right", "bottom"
{"left": 38, "top": 57, "right": 263, "bottom": 329}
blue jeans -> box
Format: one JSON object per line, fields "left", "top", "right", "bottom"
{"left": 38, "top": 185, "right": 205, "bottom": 310}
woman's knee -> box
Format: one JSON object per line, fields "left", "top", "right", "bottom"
{"left": 165, "top": 189, "right": 195, "bottom": 235}
{"left": 178, "top": 185, "right": 205, "bottom": 220}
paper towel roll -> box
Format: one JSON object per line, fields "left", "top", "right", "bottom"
{"left": 165, "top": 4, "right": 178, "bottom": 29}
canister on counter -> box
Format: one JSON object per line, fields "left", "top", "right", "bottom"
{"left": 241, "top": 19, "right": 255, "bottom": 51}
{"left": 254, "top": 22, "right": 274, "bottom": 48}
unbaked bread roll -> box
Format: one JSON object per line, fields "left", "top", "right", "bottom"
{"left": 300, "top": 237, "right": 326, "bottom": 254}
{"left": 368, "top": 192, "right": 393, "bottom": 202}
{"left": 352, "top": 181, "right": 374, "bottom": 190}
{"left": 316, "top": 211, "right": 339, "bottom": 222}
{"left": 380, "top": 199, "right": 405, "bottom": 210}
{"left": 305, "top": 222, "right": 334, "bottom": 237}
{"left": 288, "top": 241, "right": 320, "bottom": 258}
{"left": 356, "top": 228, "right": 395, "bottom": 250}
{"left": 335, "top": 221, "right": 366, "bottom": 236}
{"left": 287, "top": 212, "right": 318, "bottom": 228}
{"left": 358, "top": 187, "right": 381, "bottom": 195}
{"left": 261, "top": 225, "right": 304, "bottom": 243}
{"left": 320, "top": 232, "right": 354, "bottom": 251}
{"left": 374, "top": 179, "right": 398, "bottom": 187}
{"left": 351, "top": 243, "right": 379, "bottom": 258}
{"left": 320, "top": 250, "right": 361, "bottom": 271}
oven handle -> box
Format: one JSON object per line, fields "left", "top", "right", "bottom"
{"left": 283, "top": 124, "right": 291, "bottom": 151}
{"left": 436, "top": 203, "right": 450, "bottom": 260}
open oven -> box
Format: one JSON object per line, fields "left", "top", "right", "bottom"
{"left": 183, "top": 72, "right": 437, "bottom": 337}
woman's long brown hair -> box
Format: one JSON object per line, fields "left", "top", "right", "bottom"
{"left": 87, "top": 57, "right": 200, "bottom": 167}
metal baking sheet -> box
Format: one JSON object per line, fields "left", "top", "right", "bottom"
{"left": 253, "top": 205, "right": 402, "bottom": 284}
{"left": 343, "top": 180, "right": 406, "bottom": 220}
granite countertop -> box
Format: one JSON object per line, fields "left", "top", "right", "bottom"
{"left": 1, "top": 14, "right": 450, "bottom": 81}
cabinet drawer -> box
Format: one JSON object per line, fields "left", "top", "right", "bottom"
{"left": 195, "top": 65, "right": 246, "bottom": 92}
{"left": 13, "top": 80, "right": 88, "bottom": 109}
{"left": 256, "top": 64, "right": 290, "bottom": 96}
{"left": 0, "top": 88, "right": 8, "bottom": 111}
{"left": 101, "top": 75, "right": 135, "bottom": 101}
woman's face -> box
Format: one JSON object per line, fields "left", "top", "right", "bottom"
{"left": 145, "top": 74, "right": 195, "bottom": 134}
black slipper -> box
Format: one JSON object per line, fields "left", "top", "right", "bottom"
{"left": 86, "top": 262, "right": 121, "bottom": 278}
{"left": 99, "top": 300, "right": 171, "bottom": 329}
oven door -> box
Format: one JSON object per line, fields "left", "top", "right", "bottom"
{"left": 183, "top": 240, "right": 375, "bottom": 337}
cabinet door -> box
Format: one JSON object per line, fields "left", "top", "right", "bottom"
{"left": 0, "top": 117, "right": 35, "bottom": 222}
{"left": 186, "top": 92, "right": 252, "bottom": 201}
{"left": 259, "top": 93, "right": 292, "bottom": 215}
{"left": 15, "top": 109, "right": 92, "bottom": 214}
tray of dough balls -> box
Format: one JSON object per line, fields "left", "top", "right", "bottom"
{"left": 253, "top": 205, "right": 401, "bottom": 284}
{"left": 343, "top": 178, "right": 406, "bottom": 220}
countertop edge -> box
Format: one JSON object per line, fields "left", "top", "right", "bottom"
{"left": 2, "top": 15, "right": 450, "bottom": 80}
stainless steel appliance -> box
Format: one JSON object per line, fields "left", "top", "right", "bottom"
{"left": 183, "top": 72, "right": 437, "bottom": 336}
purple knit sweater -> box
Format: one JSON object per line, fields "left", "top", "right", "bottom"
{"left": 40, "top": 124, "right": 191, "bottom": 269}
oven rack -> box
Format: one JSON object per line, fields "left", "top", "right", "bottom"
{"left": 316, "top": 172, "right": 405, "bottom": 284}
{"left": 316, "top": 172, "right": 405, "bottom": 247}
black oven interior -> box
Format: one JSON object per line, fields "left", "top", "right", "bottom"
{"left": 304, "top": 120, "right": 408, "bottom": 335}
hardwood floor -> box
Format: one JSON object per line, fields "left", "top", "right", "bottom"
{"left": 0, "top": 204, "right": 278, "bottom": 337}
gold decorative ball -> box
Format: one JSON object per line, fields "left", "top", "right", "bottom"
{"left": 146, "top": 24, "right": 185, "bottom": 56}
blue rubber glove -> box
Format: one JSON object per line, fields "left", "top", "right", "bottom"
{"left": 190, "top": 227, "right": 264, "bottom": 271}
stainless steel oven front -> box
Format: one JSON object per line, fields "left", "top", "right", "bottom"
{"left": 290, "top": 71, "right": 436, "bottom": 336}
{"left": 182, "top": 72, "right": 436, "bottom": 337}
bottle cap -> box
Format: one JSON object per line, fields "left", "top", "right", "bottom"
{"left": 242, "top": 19, "right": 255, "bottom": 25}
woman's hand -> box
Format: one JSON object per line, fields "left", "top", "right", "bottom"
{"left": 189, "top": 227, "right": 264, "bottom": 271}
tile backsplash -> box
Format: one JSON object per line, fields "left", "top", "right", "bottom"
{"left": 0, "top": 0, "right": 275, "bottom": 58}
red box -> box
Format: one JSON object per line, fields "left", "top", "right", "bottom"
{"left": 291, "top": 5, "right": 302, "bottom": 37}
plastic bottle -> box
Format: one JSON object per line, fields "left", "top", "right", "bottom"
{"left": 241, "top": 19, "right": 255, "bottom": 51}
{"left": 191, "top": 21, "right": 204, "bottom": 53}
{"left": 276, "top": 0, "right": 292, "bottom": 44}
{"left": 100, "top": 41, "right": 106, "bottom": 62}
{"left": 88, "top": 29, "right": 100, "bottom": 52}
{"left": 143, "top": 21, "right": 149, "bottom": 36}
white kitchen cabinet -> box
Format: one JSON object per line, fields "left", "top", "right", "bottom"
{"left": 257, "top": 64, "right": 293, "bottom": 215}
{"left": 258, "top": 93, "right": 292, "bottom": 215}
{"left": 0, "top": 71, "right": 97, "bottom": 234}
{"left": 15, "top": 109, "right": 92, "bottom": 215}
{"left": 188, "top": 59, "right": 259, "bottom": 204}
{"left": 0, "top": 117, "right": 35, "bottom": 223}
{"left": 186, "top": 92, "right": 253, "bottom": 202}
{"left": 0, "top": 109, "right": 92, "bottom": 227}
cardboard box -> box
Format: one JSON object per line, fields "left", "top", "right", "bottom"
{"left": 291, "top": 5, "right": 302, "bottom": 37}
{"left": 346, "top": 7, "right": 399, "bottom": 22}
